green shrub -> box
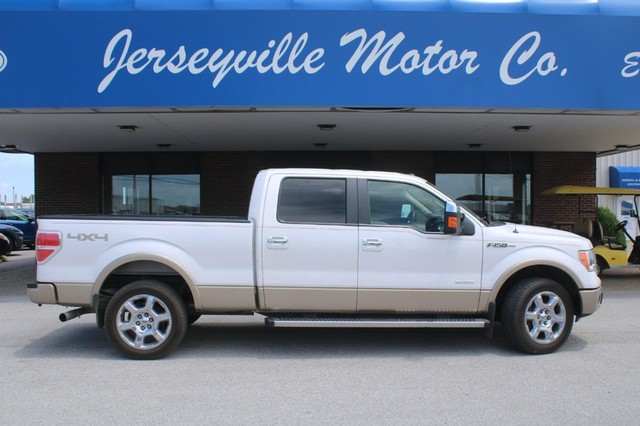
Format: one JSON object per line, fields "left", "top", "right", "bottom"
{"left": 597, "top": 206, "right": 626, "bottom": 245}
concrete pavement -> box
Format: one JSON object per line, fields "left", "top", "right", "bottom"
{"left": 0, "top": 256, "right": 639, "bottom": 425}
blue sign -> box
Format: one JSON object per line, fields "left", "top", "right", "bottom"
{"left": 610, "top": 166, "right": 640, "bottom": 189}
{"left": 1, "top": 11, "right": 640, "bottom": 109}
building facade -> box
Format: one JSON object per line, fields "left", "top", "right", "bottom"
{"left": 2, "top": 0, "right": 639, "bottom": 227}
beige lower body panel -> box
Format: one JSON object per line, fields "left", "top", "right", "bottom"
{"left": 43, "top": 282, "right": 94, "bottom": 307}
{"left": 262, "top": 287, "right": 481, "bottom": 313}
{"left": 199, "top": 286, "right": 257, "bottom": 311}
{"left": 263, "top": 288, "right": 357, "bottom": 312}
{"left": 357, "top": 288, "right": 481, "bottom": 313}
{"left": 580, "top": 287, "right": 603, "bottom": 316}
{"left": 27, "top": 283, "right": 58, "bottom": 305}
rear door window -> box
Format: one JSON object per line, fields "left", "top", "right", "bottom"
{"left": 278, "top": 178, "right": 347, "bottom": 224}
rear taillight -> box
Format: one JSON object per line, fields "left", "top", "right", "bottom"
{"left": 36, "top": 232, "right": 61, "bottom": 263}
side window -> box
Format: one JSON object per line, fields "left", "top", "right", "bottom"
{"left": 278, "top": 178, "right": 347, "bottom": 224}
{"left": 368, "top": 180, "right": 445, "bottom": 232}
{"left": 6, "top": 210, "right": 27, "bottom": 221}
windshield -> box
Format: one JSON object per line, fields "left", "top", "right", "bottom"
{"left": 459, "top": 205, "right": 490, "bottom": 226}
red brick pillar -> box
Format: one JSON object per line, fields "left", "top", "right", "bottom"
{"left": 532, "top": 152, "right": 596, "bottom": 228}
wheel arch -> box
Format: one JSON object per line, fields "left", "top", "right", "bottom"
{"left": 92, "top": 254, "right": 201, "bottom": 327}
{"left": 492, "top": 264, "right": 583, "bottom": 321}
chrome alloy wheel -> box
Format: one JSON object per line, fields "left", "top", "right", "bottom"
{"left": 116, "top": 294, "right": 173, "bottom": 350}
{"left": 524, "top": 291, "right": 566, "bottom": 345}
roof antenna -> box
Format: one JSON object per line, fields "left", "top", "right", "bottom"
{"left": 509, "top": 151, "right": 519, "bottom": 233}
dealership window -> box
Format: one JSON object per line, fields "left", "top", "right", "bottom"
{"left": 103, "top": 153, "right": 201, "bottom": 215}
{"left": 434, "top": 152, "right": 532, "bottom": 224}
{"left": 111, "top": 174, "right": 200, "bottom": 215}
{"left": 436, "top": 173, "right": 531, "bottom": 224}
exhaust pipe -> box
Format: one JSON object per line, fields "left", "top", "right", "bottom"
{"left": 59, "top": 307, "right": 93, "bottom": 322}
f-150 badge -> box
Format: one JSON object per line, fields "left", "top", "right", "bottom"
{"left": 486, "top": 242, "right": 515, "bottom": 248}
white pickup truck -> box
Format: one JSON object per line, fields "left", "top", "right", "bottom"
{"left": 28, "top": 169, "right": 602, "bottom": 359}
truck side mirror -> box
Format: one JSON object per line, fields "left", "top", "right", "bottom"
{"left": 443, "top": 201, "right": 463, "bottom": 235}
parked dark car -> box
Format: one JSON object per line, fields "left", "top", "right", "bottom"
{"left": 0, "top": 224, "right": 24, "bottom": 253}
{"left": 0, "top": 233, "right": 10, "bottom": 256}
{"left": 0, "top": 209, "right": 35, "bottom": 248}
{"left": 16, "top": 208, "right": 35, "bottom": 220}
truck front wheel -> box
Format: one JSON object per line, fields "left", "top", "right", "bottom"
{"left": 502, "top": 278, "right": 574, "bottom": 354}
{"left": 105, "top": 280, "right": 188, "bottom": 359}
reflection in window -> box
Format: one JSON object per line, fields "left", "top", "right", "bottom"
{"left": 3, "top": 210, "right": 30, "bottom": 221}
{"left": 368, "top": 181, "right": 445, "bottom": 232}
{"left": 436, "top": 173, "right": 531, "bottom": 224}
{"left": 112, "top": 174, "right": 200, "bottom": 215}
{"left": 278, "top": 178, "right": 346, "bottom": 224}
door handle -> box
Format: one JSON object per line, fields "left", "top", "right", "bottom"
{"left": 267, "top": 236, "right": 289, "bottom": 249}
{"left": 268, "top": 236, "right": 288, "bottom": 244}
{"left": 362, "top": 238, "right": 382, "bottom": 247}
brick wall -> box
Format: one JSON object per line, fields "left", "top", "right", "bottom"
{"left": 33, "top": 151, "right": 595, "bottom": 226}
{"left": 198, "top": 151, "right": 436, "bottom": 216}
{"left": 200, "top": 152, "right": 267, "bottom": 216}
{"left": 532, "top": 152, "right": 597, "bottom": 228}
{"left": 35, "top": 153, "right": 101, "bottom": 216}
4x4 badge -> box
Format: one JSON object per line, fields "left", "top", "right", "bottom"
{"left": 67, "top": 233, "right": 108, "bottom": 242}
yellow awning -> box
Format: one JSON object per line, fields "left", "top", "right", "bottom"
{"left": 542, "top": 185, "right": 640, "bottom": 196}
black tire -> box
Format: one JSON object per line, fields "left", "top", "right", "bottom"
{"left": 4, "top": 238, "right": 13, "bottom": 255}
{"left": 188, "top": 313, "right": 201, "bottom": 325}
{"left": 596, "top": 256, "right": 608, "bottom": 277}
{"left": 502, "top": 278, "right": 574, "bottom": 355}
{"left": 105, "top": 280, "right": 188, "bottom": 360}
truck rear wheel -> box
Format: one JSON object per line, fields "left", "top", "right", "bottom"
{"left": 105, "top": 280, "right": 187, "bottom": 360}
{"left": 502, "top": 278, "right": 574, "bottom": 354}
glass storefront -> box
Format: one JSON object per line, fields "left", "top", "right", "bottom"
{"left": 103, "top": 153, "right": 201, "bottom": 216}
{"left": 436, "top": 173, "right": 531, "bottom": 224}
{"left": 111, "top": 174, "right": 200, "bottom": 215}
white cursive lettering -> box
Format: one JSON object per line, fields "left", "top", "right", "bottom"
{"left": 500, "top": 31, "right": 566, "bottom": 85}
{"left": 98, "top": 29, "right": 325, "bottom": 93}
{"left": 340, "top": 29, "right": 479, "bottom": 76}
{"left": 622, "top": 52, "right": 640, "bottom": 78}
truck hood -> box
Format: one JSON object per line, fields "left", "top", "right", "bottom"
{"left": 482, "top": 222, "right": 593, "bottom": 249}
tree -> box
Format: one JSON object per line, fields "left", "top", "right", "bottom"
{"left": 597, "top": 207, "right": 625, "bottom": 245}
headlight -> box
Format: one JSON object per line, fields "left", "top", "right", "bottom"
{"left": 578, "top": 249, "right": 597, "bottom": 273}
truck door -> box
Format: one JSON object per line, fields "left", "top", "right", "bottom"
{"left": 260, "top": 175, "right": 359, "bottom": 311}
{"left": 357, "top": 179, "right": 483, "bottom": 313}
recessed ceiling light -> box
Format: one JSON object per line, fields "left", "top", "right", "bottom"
{"left": 313, "top": 143, "right": 329, "bottom": 149}
{"left": 118, "top": 125, "right": 138, "bottom": 132}
{"left": 467, "top": 144, "right": 483, "bottom": 149}
{"left": 512, "top": 125, "right": 532, "bottom": 133}
{"left": 317, "top": 124, "right": 336, "bottom": 131}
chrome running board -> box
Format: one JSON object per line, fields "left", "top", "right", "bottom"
{"left": 264, "top": 316, "right": 489, "bottom": 329}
